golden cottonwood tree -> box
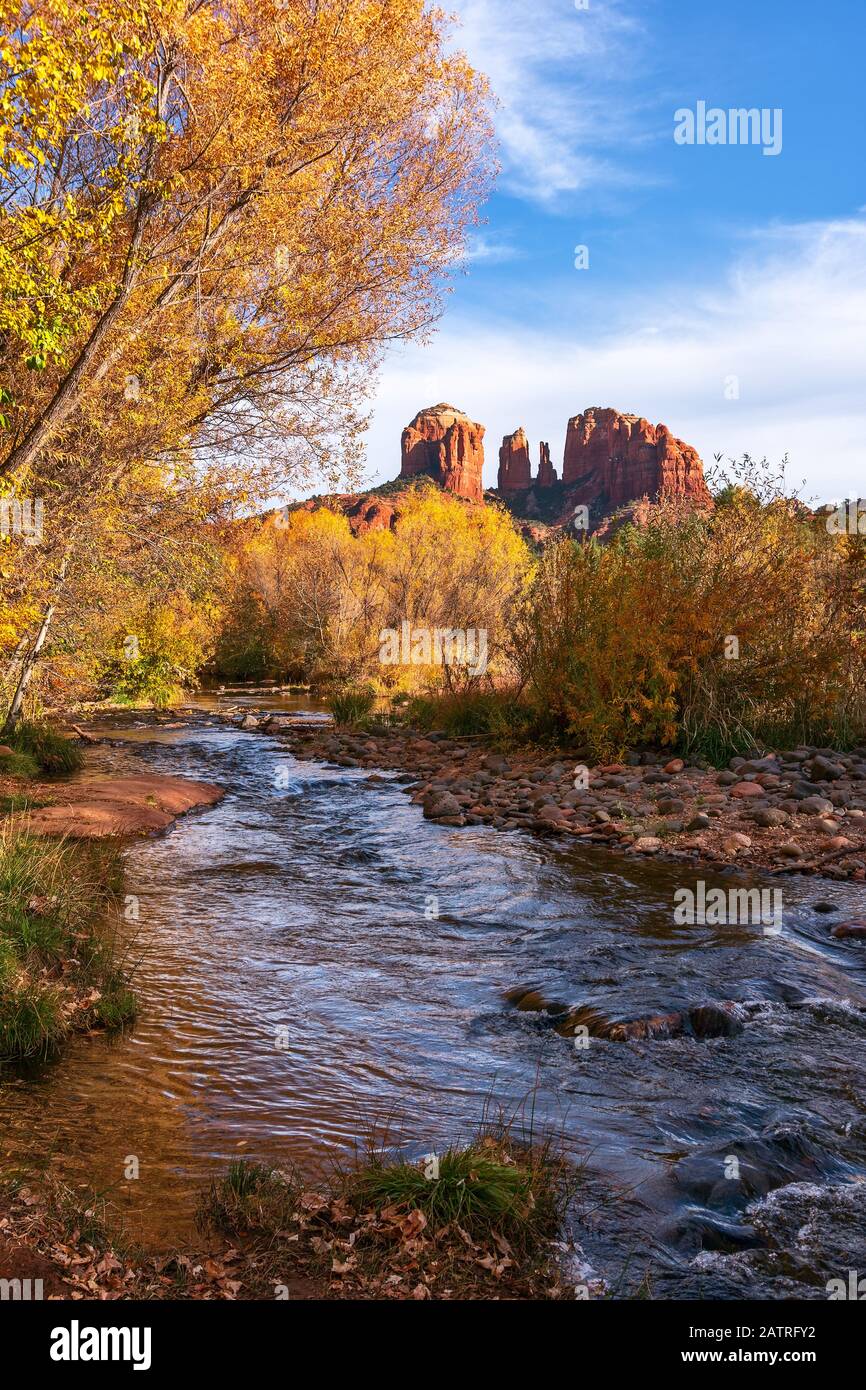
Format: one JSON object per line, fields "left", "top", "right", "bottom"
{"left": 0, "top": 0, "right": 495, "bottom": 724}
{"left": 216, "top": 487, "right": 531, "bottom": 688}
{"left": 0, "top": 0, "right": 494, "bottom": 484}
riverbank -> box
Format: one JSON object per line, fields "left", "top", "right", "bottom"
{"left": 0, "top": 827, "right": 135, "bottom": 1058}
{"left": 1, "top": 770, "right": 224, "bottom": 838}
{"left": 0, "top": 1125, "right": 576, "bottom": 1301}
{"left": 0, "top": 744, "right": 223, "bottom": 1057}
{"left": 222, "top": 711, "right": 866, "bottom": 888}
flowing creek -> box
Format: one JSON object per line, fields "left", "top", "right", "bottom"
{"left": 2, "top": 699, "right": 865, "bottom": 1298}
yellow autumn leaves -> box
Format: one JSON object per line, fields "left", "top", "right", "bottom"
{"left": 216, "top": 486, "right": 531, "bottom": 690}
{"left": 0, "top": 1, "right": 495, "bottom": 722}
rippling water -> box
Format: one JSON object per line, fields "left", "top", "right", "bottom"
{"left": 2, "top": 704, "right": 865, "bottom": 1298}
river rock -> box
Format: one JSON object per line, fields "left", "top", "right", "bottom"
{"left": 749, "top": 808, "right": 789, "bottom": 828}
{"left": 422, "top": 790, "right": 461, "bottom": 820}
{"left": 722, "top": 832, "right": 752, "bottom": 853}
{"left": 799, "top": 795, "right": 835, "bottom": 815}
{"left": 831, "top": 920, "right": 866, "bottom": 940}
{"left": 482, "top": 754, "right": 511, "bottom": 774}
{"left": 809, "top": 755, "right": 846, "bottom": 781}
{"left": 687, "top": 1003, "right": 744, "bottom": 1038}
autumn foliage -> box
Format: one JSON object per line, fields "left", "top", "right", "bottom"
{"left": 0, "top": 0, "right": 495, "bottom": 724}
{"left": 515, "top": 494, "right": 866, "bottom": 760}
{"left": 215, "top": 484, "right": 531, "bottom": 689}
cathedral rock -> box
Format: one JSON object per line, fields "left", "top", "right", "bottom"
{"left": 400, "top": 404, "right": 485, "bottom": 503}
{"left": 562, "top": 407, "right": 711, "bottom": 508}
{"left": 498, "top": 428, "right": 532, "bottom": 492}
{"left": 537, "top": 441, "right": 557, "bottom": 488}
{"left": 293, "top": 403, "right": 712, "bottom": 540}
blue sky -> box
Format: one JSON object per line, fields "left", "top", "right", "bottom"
{"left": 351, "top": 0, "right": 866, "bottom": 502}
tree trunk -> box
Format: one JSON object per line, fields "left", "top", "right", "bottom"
{"left": 2, "top": 629, "right": 32, "bottom": 674}
{"left": 1, "top": 553, "right": 69, "bottom": 736}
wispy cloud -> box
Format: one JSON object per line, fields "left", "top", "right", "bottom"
{"left": 463, "top": 231, "right": 524, "bottom": 264}
{"left": 364, "top": 215, "right": 866, "bottom": 502}
{"left": 450, "top": 0, "right": 652, "bottom": 205}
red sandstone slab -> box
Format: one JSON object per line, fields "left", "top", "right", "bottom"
{"left": 21, "top": 776, "right": 225, "bottom": 838}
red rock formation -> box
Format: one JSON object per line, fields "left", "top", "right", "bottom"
{"left": 343, "top": 496, "right": 400, "bottom": 535}
{"left": 537, "top": 441, "right": 557, "bottom": 487}
{"left": 400, "top": 404, "right": 485, "bottom": 502}
{"left": 562, "top": 407, "right": 711, "bottom": 507}
{"left": 498, "top": 428, "right": 532, "bottom": 492}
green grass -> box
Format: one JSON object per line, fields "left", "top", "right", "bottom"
{"left": 49, "top": 1180, "right": 134, "bottom": 1255}
{"left": 92, "top": 983, "right": 138, "bottom": 1028}
{"left": 198, "top": 1160, "right": 299, "bottom": 1234}
{"left": 0, "top": 981, "right": 64, "bottom": 1058}
{"left": 0, "top": 749, "right": 40, "bottom": 779}
{"left": 329, "top": 683, "right": 377, "bottom": 727}
{"left": 0, "top": 792, "right": 48, "bottom": 813}
{"left": 346, "top": 1137, "right": 563, "bottom": 1251}
{"left": 404, "top": 689, "right": 557, "bottom": 746}
{"left": 6, "top": 721, "right": 83, "bottom": 775}
{"left": 0, "top": 826, "right": 134, "bottom": 1060}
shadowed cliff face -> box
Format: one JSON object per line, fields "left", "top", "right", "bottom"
{"left": 400, "top": 403, "right": 486, "bottom": 502}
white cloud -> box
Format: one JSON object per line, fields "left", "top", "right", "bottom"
{"left": 463, "top": 231, "right": 524, "bottom": 264}
{"left": 359, "top": 215, "right": 866, "bottom": 504}
{"left": 449, "top": 0, "right": 652, "bottom": 205}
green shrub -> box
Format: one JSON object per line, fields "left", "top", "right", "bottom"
{"left": 103, "top": 653, "right": 185, "bottom": 709}
{"left": 329, "top": 683, "right": 376, "bottom": 726}
{"left": 516, "top": 494, "right": 866, "bottom": 760}
{"left": 9, "top": 721, "right": 83, "bottom": 775}
{"left": 405, "top": 689, "right": 553, "bottom": 745}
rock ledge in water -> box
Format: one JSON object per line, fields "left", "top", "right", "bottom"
{"left": 20, "top": 775, "right": 225, "bottom": 838}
